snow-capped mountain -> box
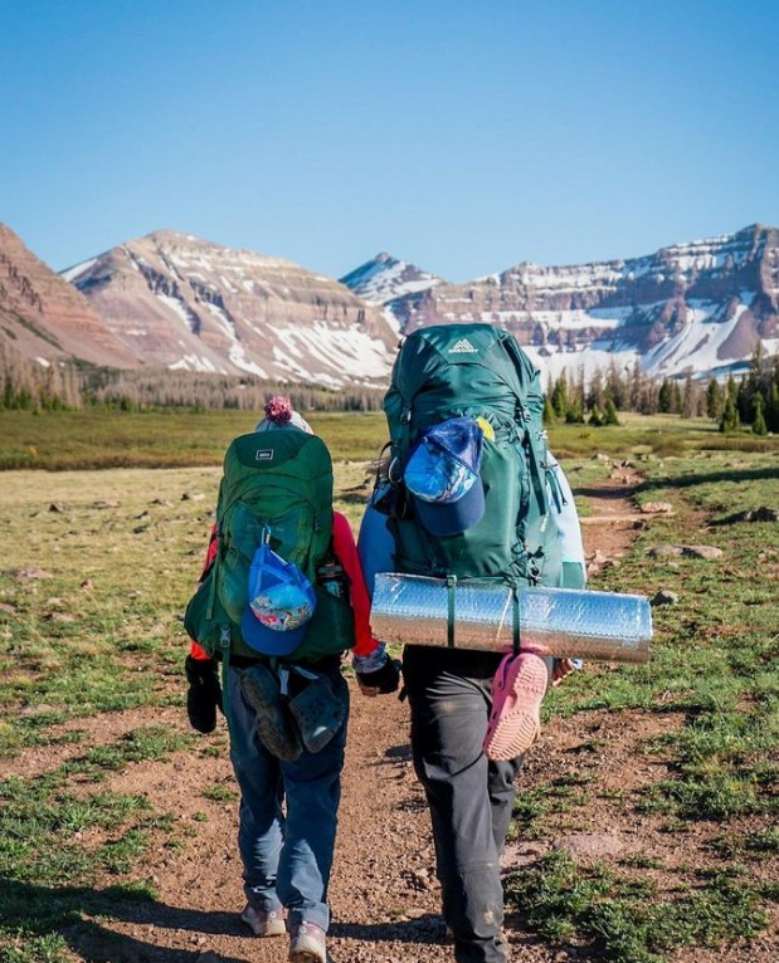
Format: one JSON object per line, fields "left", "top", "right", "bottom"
{"left": 62, "top": 231, "right": 397, "bottom": 387}
{"left": 6, "top": 223, "right": 777, "bottom": 388}
{"left": 367, "top": 224, "right": 779, "bottom": 381}
{"left": 340, "top": 252, "right": 441, "bottom": 304}
{"left": 339, "top": 252, "right": 441, "bottom": 335}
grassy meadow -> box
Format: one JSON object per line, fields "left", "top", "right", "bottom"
{"left": 2, "top": 408, "right": 779, "bottom": 472}
{"left": 0, "top": 408, "right": 777, "bottom": 961}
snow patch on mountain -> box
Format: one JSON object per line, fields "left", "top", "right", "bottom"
{"left": 340, "top": 252, "right": 441, "bottom": 304}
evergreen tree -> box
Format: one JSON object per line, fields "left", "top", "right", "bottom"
{"left": 605, "top": 359, "right": 626, "bottom": 410}
{"left": 682, "top": 373, "right": 696, "bottom": 418}
{"left": 752, "top": 394, "right": 768, "bottom": 436}
{"left": 658, "top": 379, "right": 672, "bottom": 413}
{"left": 565, "top": 398, "right": 585, "bottom": 424}
{"left": 587, "top": 368, "right": 605, "bottom": 411}
{"left": 719, "top": 395, "right": 739, "bottom": 433}
{"left": 767, "top": 384, "right": 779, "bottom": 434}
{"left": 672, "top": 381, "right": 683, "bottom": 414}
{"left": 543, "top": 396, "right": 556, "bottom": 425}
{"left": 604, "top": 398, "right": 620, "bottom": 425}
{"left": 589, "top": 405, "right": 604, "bottom": 427}
{"left": 705, "top": 378, "right": 723, "bottom": 420}
{"left": 629, "top": 360, "right": 642, "bottom": 411}
{"left": 550, "top": 373, "right": 568, "bottom": 419}
{"left": 736, "top": 378, "right": 752, "bottom": 424}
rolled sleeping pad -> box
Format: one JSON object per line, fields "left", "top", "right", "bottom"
{"left": 357, "top": 485, "right": 395, "bottom": 600}
{"left": 370, "top": 573, "right": 652, "bottom": 664}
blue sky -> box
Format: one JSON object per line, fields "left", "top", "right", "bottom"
{"left": 2, "top": 0, "right": 777, "bottom": 281}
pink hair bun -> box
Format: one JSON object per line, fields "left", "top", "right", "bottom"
{"left": 264, "top": 395, "right": 293, "bottom": 424}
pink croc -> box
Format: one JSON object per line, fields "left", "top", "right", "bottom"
{"left": 483, "top": 651, "right": 549, "bottom": 761}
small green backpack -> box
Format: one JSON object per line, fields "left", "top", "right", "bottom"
{"left": 184, "top": 428, "right": 355, "bottom": 664}
{"left": 384, "top": 323, "right": 564, "bottom": 598}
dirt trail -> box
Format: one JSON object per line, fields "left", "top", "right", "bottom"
{"left": 67, "top": 479, "right": 644, "bottom": 963}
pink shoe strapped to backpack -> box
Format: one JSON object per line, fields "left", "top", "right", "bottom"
{"left": 483, "top": 650, "right": 549, "bottom": 761}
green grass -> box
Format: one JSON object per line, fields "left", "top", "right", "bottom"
{"left": 0, "top": 408, "right": 389, "bottom": 470}
{"left": 3, "top": 408, "right": 778, "bottom": 472}
{"left": 507, "top": 850, "right": 767, "bottom": 963}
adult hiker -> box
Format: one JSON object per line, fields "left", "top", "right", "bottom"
{"left": 184, "top": 396, "right": 400, "bottom": 963}
{"left": 365, "top": 324, "right": 584, "bottom": 963}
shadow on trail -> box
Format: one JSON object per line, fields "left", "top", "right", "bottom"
{"left": 0, "top": 878, "right": 249, "bottom": 963}
{"left": 572, "top": 485, "right": 638, "bottom": 500}
{"left": 636, "top": 465, "right": 779, "bottom": 493}
{"left": 330, "top": 912, "right": 446, "bottom": 945}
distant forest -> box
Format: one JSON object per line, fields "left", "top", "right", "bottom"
{"left": 1, "top": 338, "right": 778, "bottom": 434}
{"left": 0, "top": 341, "right": 385, "bottom": 413}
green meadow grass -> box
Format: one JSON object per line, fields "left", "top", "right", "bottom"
{"left": 2, "top": 408, "right": 778, "bottom": 471}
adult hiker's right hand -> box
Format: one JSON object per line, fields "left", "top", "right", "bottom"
{"left": 356, "top": 657, "right": 401, "bottom": 697}
{"left": 185, "top": 655, "right": 223, "bottom": 733}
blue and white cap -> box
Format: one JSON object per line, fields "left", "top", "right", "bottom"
{"left": 404, "top": 417, "right": 485, "bottom": 536}
{"left": 240, "top": 544, "right": 316, "bottom": 656}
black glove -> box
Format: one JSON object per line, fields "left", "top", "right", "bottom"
{"left": 185, "top": 655, "right": 223, "bottom": 733}
{"left": 356, "top": 657, "right": 401, "bottom": 695}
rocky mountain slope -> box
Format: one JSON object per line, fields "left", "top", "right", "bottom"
{"left": 343, "top": 224, "right": 779, "bottom": 380}
{"left": 0, "top": 224, "right": 137, "bottom": 368}
{"left": 62, "top": 231, "right": 398, "bottom": 387}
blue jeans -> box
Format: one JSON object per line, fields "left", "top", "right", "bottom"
{"left": 225, "top": 663, "right": 349, "bottom": 932}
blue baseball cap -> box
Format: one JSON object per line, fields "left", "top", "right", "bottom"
{"left": 404, "top": 417, "right": 485, "bottom": 536}
{"left": 240, "top": 545, "right": 316, "bottom": 656}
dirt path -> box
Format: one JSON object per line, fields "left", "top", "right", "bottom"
{"left": 66, "top": 479, "right": 644, "bottom": 963}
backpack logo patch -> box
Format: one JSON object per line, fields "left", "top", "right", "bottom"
{"left": 255, "top": 449, "right": 274, "bottom": 462}
{"left": 449, "top": 338, "right": 477, "bottom": 354}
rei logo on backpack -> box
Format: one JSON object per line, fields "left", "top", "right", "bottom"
{"left": 383, "top": 323, "right": 562, "bottom": 589}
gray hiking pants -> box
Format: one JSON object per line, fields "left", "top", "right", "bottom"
{"left": 403, "top": 645, "right": 523, "bottom": 963}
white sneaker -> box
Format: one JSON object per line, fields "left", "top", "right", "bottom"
{"left": 289, "top": 920, "right": 327, "bottom": 962}
{"left": 240, "top": 903, "right": 286, "bottom": 937}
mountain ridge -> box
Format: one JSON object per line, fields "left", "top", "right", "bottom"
{"left": 4, "top": 222, "right": 778, "bottom": 387}
{"left": 62, "top": 230, "right": 397, "bottom": 387}
{"left": 341, "top": 223, "right": 779, "bottom": 380}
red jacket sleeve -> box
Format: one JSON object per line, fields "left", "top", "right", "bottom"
{"left": 188, "top": 525, "right": 219, "bottom": 662}
{"left": 331, "top": 511, "right": 380, "bottom": 658}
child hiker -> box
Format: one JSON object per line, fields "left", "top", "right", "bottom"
{"left": 184, "top": 397, "right": 399, "bottom": 963}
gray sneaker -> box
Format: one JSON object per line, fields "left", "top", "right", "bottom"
{"left": 289, "top": 920, "right": 327, "bottom": 962}
{"left": 240, "top": 664, "right": 302, "bottom": 761}
{"left": 240, "top": 903, "right": 286, "bottom": 937}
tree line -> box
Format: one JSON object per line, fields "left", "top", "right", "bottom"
{"left": 542, "top": 352, "right": 779, "bottom": 434}
{"left": 2, "top": 336, "right": 777, "bottom": 433}
{"left": 0, "top": 345, "right": 386, "bottom": 413}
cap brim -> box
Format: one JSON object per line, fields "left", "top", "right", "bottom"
{"left": 413, "top": 478, "right": 485, "bottom": 537}
{"left": 240, "top": 608, "right": 307, "bottom": 656}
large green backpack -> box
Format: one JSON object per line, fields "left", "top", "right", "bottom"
{"left": 384, "top": 323, "right": 563, "bottom": 591}
{"left": 184, "top": 428, "right": 355, "bottom": 664}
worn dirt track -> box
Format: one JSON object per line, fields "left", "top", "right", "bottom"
{"left": 58, "top": 479, "right": 653, "bottom": 962}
